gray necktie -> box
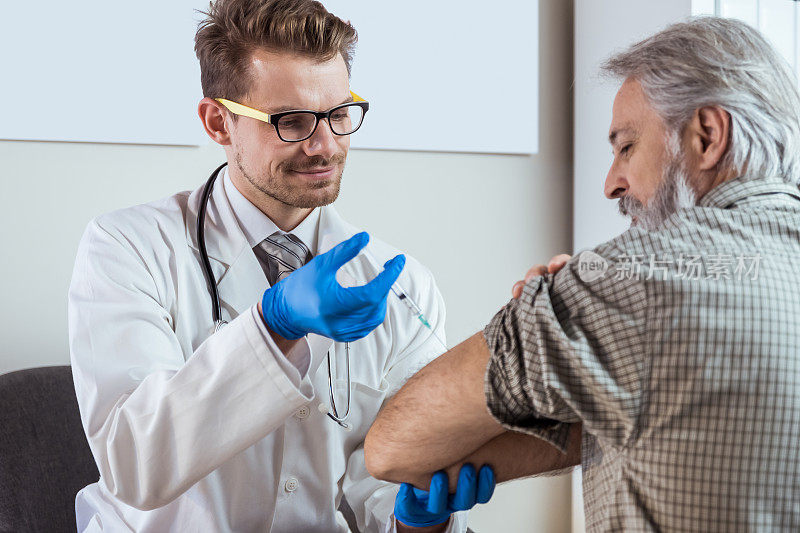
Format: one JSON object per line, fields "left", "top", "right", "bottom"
{"left": 254, "top": 232, "right": 312, "bottom": 286}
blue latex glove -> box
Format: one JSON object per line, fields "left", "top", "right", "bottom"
{"left": 394, "top": 464, "right": 496, "bottom": 528}
{"left": 260, "top": 231, "right": 405, "bottom": 342}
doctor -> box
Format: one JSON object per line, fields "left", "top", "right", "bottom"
{"left": 68, "top": 0, "right": 490, "bottom": 531}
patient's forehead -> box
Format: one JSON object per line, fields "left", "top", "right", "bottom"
{"left": 609, "top": 78, "right": 667, "bottom": 145}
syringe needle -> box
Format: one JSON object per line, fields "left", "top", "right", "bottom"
{"left": 361, "top": 247, "right": 448, "bottom": 351}
{"left": 429, "top": 326, "right": 448, "bottom": 351}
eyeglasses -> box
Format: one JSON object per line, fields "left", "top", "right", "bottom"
{"left": 215, "top": 91, "right": 369, "bottom": 142}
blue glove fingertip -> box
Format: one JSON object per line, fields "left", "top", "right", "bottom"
{"left": 376, "top": 255, "right": 405, "bottom": 290}
{"left": 356, "top": 255, "right": 405, "bottom": 306}
{"left": 476, "top": 465, "right": 496, "bottom": 504}
{"left": 350, "top": 231, "right": 369, "bottom": 253}
{"left": 452, "top": 463, "right": 478, "bottom": 511}
{"left": 397, "top": 482, "right": 413, "bottom": 501}
{"left": 426, "top": 471, "right": 448, "bottom": 515}
{"left": 384, "top": 254, "right": 406, "bottom": 271}
{"left": 327, "top": 232, "right": 370, "bottom": 269}
{"left": 459, "top": 463, "right": 477, "bottom": 481}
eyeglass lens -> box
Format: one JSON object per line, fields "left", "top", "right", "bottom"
{"left": 276, "top": 104, "right": 365, "bottom": 141}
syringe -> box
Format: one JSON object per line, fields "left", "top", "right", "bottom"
{"left": 361, "top": 249, "right": 448, "bottom": 352}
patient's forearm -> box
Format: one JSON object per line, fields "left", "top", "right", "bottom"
{"left": 399, "top": 424, "right": 582, "bottom": 491}
{"left": 443, "top": 424, "right": 581, "bottom": 491}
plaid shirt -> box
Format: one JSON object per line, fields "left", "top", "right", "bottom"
{"left": 484, "top": 175, "right": 800, "bottom": 532}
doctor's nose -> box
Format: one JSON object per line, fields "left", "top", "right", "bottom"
{"left": 302, "top": 119, "right": 339, "bottom": 159}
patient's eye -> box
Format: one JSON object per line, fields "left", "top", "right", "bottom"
{"left": 620, "top": 143, "right": 633, "bottom": 156}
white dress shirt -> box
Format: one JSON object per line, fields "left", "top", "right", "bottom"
{"left": 69, "top": 167, "right": 467, "bottom": 532}
{"left": 223, "top": 169, "right": 321, "bottom": 254}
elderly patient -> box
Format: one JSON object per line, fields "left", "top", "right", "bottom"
{"left": 365, "top": 17, "right": 800, "bottom": 532}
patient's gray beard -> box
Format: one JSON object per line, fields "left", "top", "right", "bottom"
{"left": 618, "top": 154, "right": 697, "bottom": 231}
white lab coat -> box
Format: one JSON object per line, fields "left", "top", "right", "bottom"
{"left": 68, "top": 177, "right": 467, "bottom": 532}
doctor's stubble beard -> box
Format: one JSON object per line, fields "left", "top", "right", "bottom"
{"left": 618, "top": 147, "right": 698, "bottom": 231}
{"left": 235, "top": 151, "right": 346, "bottom": 209}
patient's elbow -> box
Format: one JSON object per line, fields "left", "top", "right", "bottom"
{"left": 365, "top": 424, "right": 418, "bottom": 483}
{"left": 364, "top": 429, "right": 394, "bottom": 481}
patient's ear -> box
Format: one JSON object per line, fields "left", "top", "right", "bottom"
{"left": 684, "top": 105, "right": 730, "bottom": 171}
{"left": 198, "top": 97, "right": 232, "bottom": 146}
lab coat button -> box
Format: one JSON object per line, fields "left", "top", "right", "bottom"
{"left": 284, "top": 477, "right": 299, "bottom": 493}
{"left": 295, "top": 406, "right": 310, "bottom": 419}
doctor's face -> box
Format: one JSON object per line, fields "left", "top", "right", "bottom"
{"left": 226, "top": 50, "right": 351, "bottom": 209}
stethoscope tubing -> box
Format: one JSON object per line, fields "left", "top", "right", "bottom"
{"left": 198, "top": 162, "right": 230, "bottom": 332}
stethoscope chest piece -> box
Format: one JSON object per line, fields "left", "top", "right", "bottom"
{"left": 326, "top": 341, "right": 352, "bottom": 428}
{"left": 318, "top": 402, "right": 351, "bottom": 430}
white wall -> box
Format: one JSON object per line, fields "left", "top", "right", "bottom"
{"left": 0, "top": 1, "right": 574, "bottom": 531}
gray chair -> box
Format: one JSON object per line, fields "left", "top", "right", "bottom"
{"left": 0, "top": 366, "right": 98, "bottom": 533}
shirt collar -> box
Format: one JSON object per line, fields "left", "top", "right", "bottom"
{"left": 697, "top": 175, "right": 800, "bottom": 209}
{"left": 223, "top": 167, "right": 321, "bottom": 255}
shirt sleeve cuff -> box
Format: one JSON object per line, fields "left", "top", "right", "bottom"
{"left": 248, "top": 304, "right": 313, "bottom": 397}
{"left": 483, "top": 304, "right": 572, "bottom": 454}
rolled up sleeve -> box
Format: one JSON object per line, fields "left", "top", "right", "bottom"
{"left": 484, "top": 244, "right": 649, "bottom": 451}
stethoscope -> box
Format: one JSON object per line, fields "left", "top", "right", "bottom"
{"left": 197, "top": 162, "right": 351, "bottom": 427}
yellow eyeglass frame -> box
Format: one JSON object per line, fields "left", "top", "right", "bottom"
{"left": 214, "top": 91, "right": 368, "bottom": 142}
{"left": 215, "top": 91, "right": 367, "bottom": 125}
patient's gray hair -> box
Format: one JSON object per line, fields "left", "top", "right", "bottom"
{"left": 602, "top": 17, "right": 800, "bottom": 185}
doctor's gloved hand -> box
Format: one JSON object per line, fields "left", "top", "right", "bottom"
{"left": 260, "top": 231, "right": 405, "bottom": 342}
{"left": 393, "top": 464, "right": 496, "bottom": 528}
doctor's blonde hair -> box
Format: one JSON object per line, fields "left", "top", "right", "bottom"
{"left": 194, "top": 0, "right": 357, "bottom": 101}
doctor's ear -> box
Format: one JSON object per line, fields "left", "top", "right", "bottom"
{"left": 198, "top": 97, "right": 233, "bottom": 146}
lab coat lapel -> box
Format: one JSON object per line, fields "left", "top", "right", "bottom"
{"left": 185, "top": 173, "right": 268, "bottom": 320}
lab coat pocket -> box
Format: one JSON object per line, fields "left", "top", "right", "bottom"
{"left": 337, "top": 380, "right": 385, "bottom": 443}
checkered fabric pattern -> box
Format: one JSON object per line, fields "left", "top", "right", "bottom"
{"left": 484, "top": 175, "right": 800, "bottom": 532}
